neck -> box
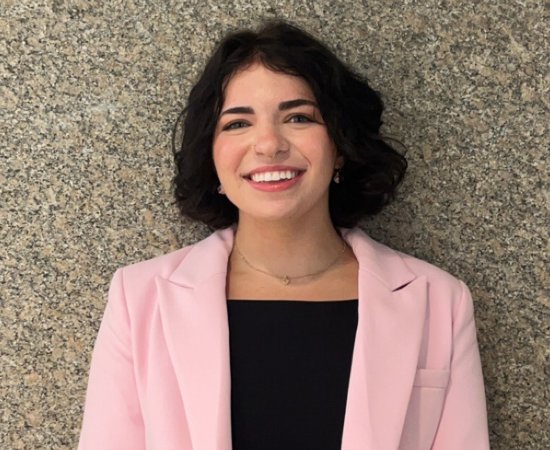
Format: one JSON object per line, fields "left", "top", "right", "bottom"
{"left": 232, "top": 211, "right": 346, "bottom": 280}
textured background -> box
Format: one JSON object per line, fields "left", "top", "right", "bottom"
{"left": 1, "top": 0, "right": 548, "bottom": 448}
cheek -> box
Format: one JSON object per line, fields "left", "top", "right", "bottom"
{"left": 212, "top": 140, "right": 242, "bottom": 178}
{"left": 311, "top": 137, "right": 338, "bottom": 169}
{"left": 306, "top": 129, "right": 336, "bottom": 154}
{"left": 212, "top": 137, "right": 229, "bottom": 166}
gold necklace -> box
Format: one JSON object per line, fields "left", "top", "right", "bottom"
{"left": 233, "top": 239, "right": 348, "bottom": 285}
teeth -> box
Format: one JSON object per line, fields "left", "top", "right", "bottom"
{"left": 250, "top": 170, "right": 298, "bottom": 183}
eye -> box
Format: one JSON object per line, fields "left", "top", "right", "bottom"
{"left": 222, "top": 120, "right": 249, "bottom": 131}
{"left": 288, "top": 114, "right": 315, "bottom": 124}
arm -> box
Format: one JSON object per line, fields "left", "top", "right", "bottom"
{"left": 432, "top": 281, "right": 491, "bottom": 449}
{"left": 78, "top": 268, "right": 145, "bottom": 450}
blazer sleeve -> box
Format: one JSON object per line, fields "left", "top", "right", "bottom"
{"left": 432, "top": 280, "right": 491, "bottom": 449}
{"left": 78, "top": 268, "right": 146, "bottom": 450}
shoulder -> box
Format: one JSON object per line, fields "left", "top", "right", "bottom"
{"left": 345, "top": 227, "right": 468, "bottom": 299}
{"left": 396, "top": 248, "right": 470, "bottom": 312}
{"left": 119, "top": 244, "right": 195, "bottom": 283}
{"left": 120, "top": 227, "right": 233, "bottom": 278}
{"left": 397, "top": 249, "right": 463, "bottom": 290}
{"left": 351, "top": 229, "right": 474, "bottom": 322}
{"left": 111, "top": 228, "right": 234, "bottom": 299}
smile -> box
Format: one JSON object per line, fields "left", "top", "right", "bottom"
{"left": 249, "top": 170, "right": 299, "bottom": 183}
{"left": 243, "top": 168, "right": 305, "bottom": 192}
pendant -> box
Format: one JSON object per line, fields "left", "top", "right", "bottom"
{"left": 282, "top": 275, "right": 290, "bottom": 285}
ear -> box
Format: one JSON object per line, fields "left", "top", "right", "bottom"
{"left": 335, "top": 154, "right": 344, "bottom": 169}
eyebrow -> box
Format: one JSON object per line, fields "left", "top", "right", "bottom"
{"left": 219, "top": 98, "right": 319, "bottom": 117}
{"left": 219, "top": 106, "right": 254, "bottom": 116}
{"left": 280, "top": 99, "right": 319, "bottom": 111}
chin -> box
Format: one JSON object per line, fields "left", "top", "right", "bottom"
{"left": 238, "top": 205, "right": 302, "bottom": 223}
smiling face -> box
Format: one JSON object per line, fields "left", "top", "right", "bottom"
{"left": 212, "top": 62, "right": 341, "bottom": 224}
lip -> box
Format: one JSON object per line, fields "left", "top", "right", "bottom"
{"left": 243, "top": 165, "right": 306, "bottom": 177}
{"left": 244, "top": 170, "right": 305, "bottom": 192}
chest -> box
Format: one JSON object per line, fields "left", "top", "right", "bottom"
{"left": 226, "top": 258, "right": 359, "bottom": 301}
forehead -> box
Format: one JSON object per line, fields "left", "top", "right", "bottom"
{"left": 222, "top": 63, "right": 315, "bottom": 105}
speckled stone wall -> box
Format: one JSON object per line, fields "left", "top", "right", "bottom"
{"left": 1, "top": 0, "right": 548, "bottom": 448}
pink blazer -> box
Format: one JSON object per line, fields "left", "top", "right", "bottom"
{"left": 79, "top": 227, "right": 490, "bottom": 450}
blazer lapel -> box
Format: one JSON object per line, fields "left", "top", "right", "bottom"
{"left": 341, "top": 229, "right": 428, "bottom": 450}
{"left": 156, "top": 228, "right": 236, "bottom": 450}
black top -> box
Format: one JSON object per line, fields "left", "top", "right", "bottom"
{"left": 227, "top": 299, "right": 358, "bottom": 450}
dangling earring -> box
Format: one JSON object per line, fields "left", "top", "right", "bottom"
{"left": 217, "top": 185, "right": 225, "bottom": 194}
{"left": 333, "top": 168, "right": 341, "bottom": 184}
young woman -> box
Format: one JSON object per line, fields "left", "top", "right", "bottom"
{"left": 79, "top": 20, "right": 490, "bottom": 450}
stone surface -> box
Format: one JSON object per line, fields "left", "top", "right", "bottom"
{"left": 1, "top": 0, "right": 548, "bottom": 448}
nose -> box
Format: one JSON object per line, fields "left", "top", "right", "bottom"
{"left": 253, "top": 123, "right": 289, "bottom": 159}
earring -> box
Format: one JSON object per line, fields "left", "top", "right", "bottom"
{"left": 333, "top": 169, "right": 341, "bottom": 184}
{"left": 217, "top": 185, "right": 225, "bottom": 194}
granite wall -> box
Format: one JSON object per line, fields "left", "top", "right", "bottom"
{"left": 1, "top": 0, "right": 548, "bottom": 448}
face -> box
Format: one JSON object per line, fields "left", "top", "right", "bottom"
{"left": 212, "top": 62, "right": 341, "bottom": 224}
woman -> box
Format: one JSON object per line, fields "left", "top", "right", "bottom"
{"left": 79, "top": 20, "right": 490, "bottom": 450}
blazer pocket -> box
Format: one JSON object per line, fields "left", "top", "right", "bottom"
{"left": 399, "top": 369, "right": 450, "bottom": 449}
{"left": 413, "top": 368, "right": 450, "bottom": 388}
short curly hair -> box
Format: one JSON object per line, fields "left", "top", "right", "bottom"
{"left": 172, "top": 19, "right": 407, "bottom": 229}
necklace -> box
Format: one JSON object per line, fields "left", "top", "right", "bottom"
{"left": 233, "top": 239, "right": 348, "bottom": 285}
